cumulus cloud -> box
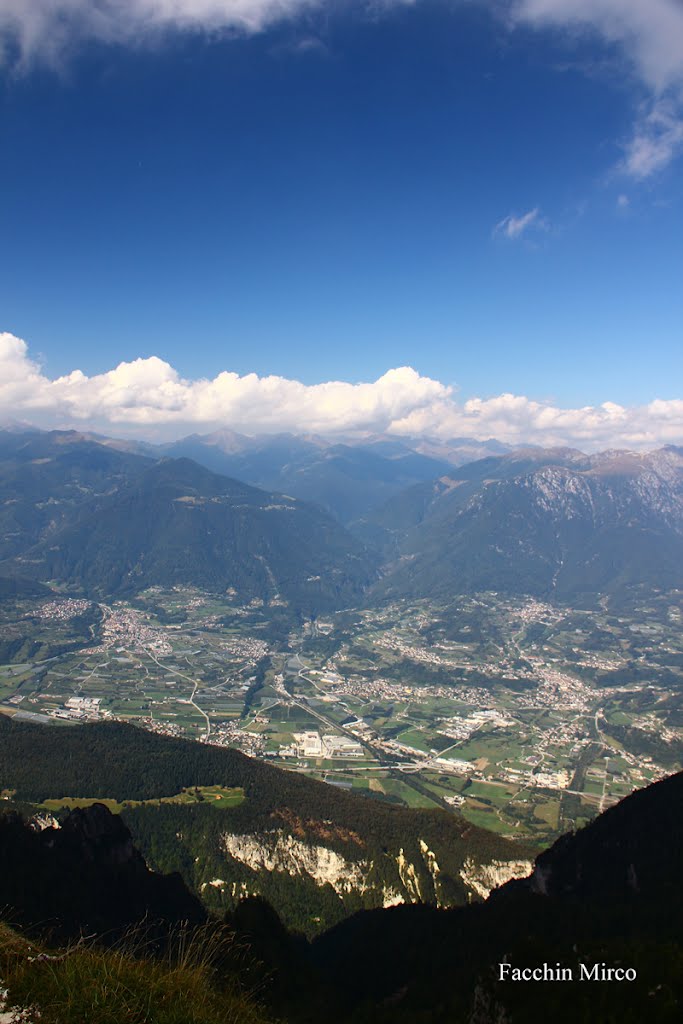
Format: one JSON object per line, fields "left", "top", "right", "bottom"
{"left": 0, "top": 332, "right": 451, "bottom": 437}
{"left": 509, "top": 0, "right": 683, "bottom": 179}
{"left": 493, "top": 207, "right": 547, "bottom": 240}
{"left": 2, "top": 332, "right": 682, "bottom": 450}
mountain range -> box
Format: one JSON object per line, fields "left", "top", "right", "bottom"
{"left": 1, "top": 426, "right": 682, "bottom": 1021}
{"left": 2, "top": 428, "right": 683, "bottom": 609}
{"left": 0, "top": 431, "right": 375, "bottom": 615}
{"left": 126, "top": 428, "right": 509, "bottom": 525}
{"left": 359, "top": 444, "right": 683, "bottom": 603}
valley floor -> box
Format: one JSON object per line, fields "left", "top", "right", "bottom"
{"left": 1, "top": 586, "right": 681, "bottom": 845}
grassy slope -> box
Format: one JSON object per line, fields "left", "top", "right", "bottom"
{"left": 0, "top": 922, "right": 272, "bottom": 1024}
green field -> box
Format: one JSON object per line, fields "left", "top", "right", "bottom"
{"left": 381, "top": 776, "right": 442, "bottom": 808}
{"left": 1, "top": 586, "right": 681, "bottom": 845}
{"left": 460, "top": 803, "right": 510, "bottom": 834}
{"left": 41, "top": 785, "right": 245, "bottom": 814}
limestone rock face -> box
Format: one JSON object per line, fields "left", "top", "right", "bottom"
{"left": 221, "top": 830, "right": 371, "bottom": 895}
{"left": 459, "top": 857, "right": 533, "bottom": 900}
{"left": 220, "top": 828, "right": 527, "bottom": 908}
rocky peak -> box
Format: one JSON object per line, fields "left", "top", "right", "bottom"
{"left": 0, "top": 804, "right": 205, "bottom": 943}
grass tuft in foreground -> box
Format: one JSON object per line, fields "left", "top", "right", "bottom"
{"left": 0, "top": 921, "right": 274, "bottom": 1024}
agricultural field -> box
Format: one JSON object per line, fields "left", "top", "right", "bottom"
{"left": 0, "top": 585, "right": 681, "bottom": 844}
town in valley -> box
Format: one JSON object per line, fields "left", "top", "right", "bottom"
{"left": 1, "top": 585, "right": 681, "bottom": 844}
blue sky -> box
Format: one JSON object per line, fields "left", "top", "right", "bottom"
{"left": 0, "top": 1, "right": 682, "bottom": 446}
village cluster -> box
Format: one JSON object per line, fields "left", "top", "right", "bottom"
{"left": 1, "top": 588, "right": 679, "bottom": 840}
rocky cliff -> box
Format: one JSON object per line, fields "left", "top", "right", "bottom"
{"left": 0, "top": 804, "right": 205, "bottom": 942}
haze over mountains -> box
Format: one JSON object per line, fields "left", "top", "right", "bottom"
{"left": 1, "top": 427, "right": 682, "bottom": 609}
{"left": 124, "top": 429, "right": 510, "bottom": 525}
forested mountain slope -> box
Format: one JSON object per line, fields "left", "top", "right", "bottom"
{"left": 0, "top": 428, "right": 152, "bottom": 560}
{"left": 3, "top": 455, "right": 377, "bottom": 614}
{"left": 1, "top": 757, "right": 681, "bottom": 1023}
{"left": 0, "top": 717, "right": 533, "bottom": 935}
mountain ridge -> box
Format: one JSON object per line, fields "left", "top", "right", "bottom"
{"left": 360, "top": 444, "right": 683, "bottom": 603}
{"left": 1, "top": 450, "right": 378, "bottom": 614}
{"left": 0, "top": 716, "right": 534, "bottom": 935}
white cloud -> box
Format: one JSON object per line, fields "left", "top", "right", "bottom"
{"left": 0, "top": 0, "right": 320, "bottom": 67}
{"left": 621, "top": 97, "right": 683, "bottom": 179}
{"left": 2, "top": 331, "right": 682, "bottom": 450}
{"left": 493, "top": 207, "right": 547, "bottom": 240}
{"left": 0, "top": 332, "right": 451, "bottom": 436}
{"left": 511, "top": 0, "right": 683, "bottom": 94}
{"left": 509, "top": 0, "right": 683, "bottom": 179}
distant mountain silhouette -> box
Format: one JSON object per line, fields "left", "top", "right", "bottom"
{"left": 4, "top": 429, "right": 681, "bottom": 608}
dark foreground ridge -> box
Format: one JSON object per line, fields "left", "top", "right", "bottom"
{"left": 290, "top": 769, "right": 683, "bottom": 1022}
{"left": 1, "top": 759, "right": 681, "bottom": 1021}
{"left": 0, "top": 802, "right": 205, "bottom": 943}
